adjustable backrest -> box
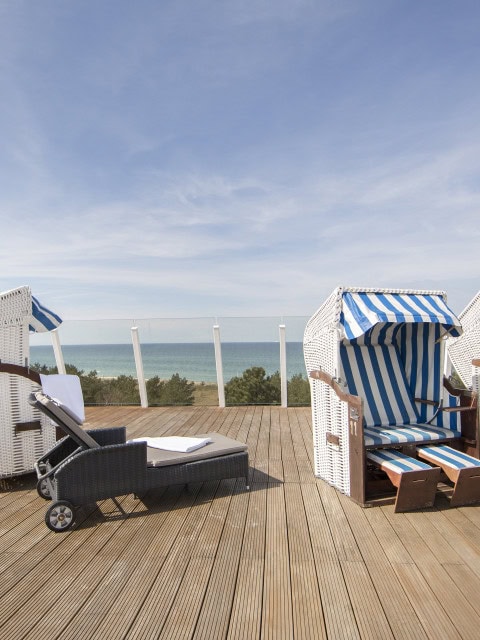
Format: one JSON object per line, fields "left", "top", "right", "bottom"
{"left": 30, "top": 391, "right": 99, "bottom": 449}
{"left": 39, "top": 374, "right": 85, "bottom": 423}
{"left": 340, "top": 343, "right": 419, "bottom": 427}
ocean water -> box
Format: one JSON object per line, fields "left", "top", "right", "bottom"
{"left": 29, "top": 342, "right": 307, "bottom": 383}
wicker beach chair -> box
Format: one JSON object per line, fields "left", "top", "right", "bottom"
{"left": 445, "top": 290, "right": 480, "bottom": 459}
{"left": 31, "top": 390, "right": 249, "bottom": 532}
{"left": 447, "top": 291, "right": 480, "bottom": 387}
{"left": 303, "top": 287, "right": 474, "bottom": 510}
{"left": 0, "top": 286, "right": 62, "bottom": 478}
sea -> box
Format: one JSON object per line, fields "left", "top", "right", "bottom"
{"left": 30, "top": 342, "right": 307, "bottom": 383}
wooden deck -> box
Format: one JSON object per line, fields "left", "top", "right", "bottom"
{"left": 2, "top": 405, "right": 480, "bottom": 639}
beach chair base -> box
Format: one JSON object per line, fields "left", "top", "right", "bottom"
{"left": 418, "top": 445, "right": 480, "bottom": 507}
{"left": 367, "top": 449, "right": 440, "bottom": 513}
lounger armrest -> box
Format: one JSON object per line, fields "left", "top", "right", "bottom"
{"left": 85, "top": 426, "right": 127, "bottom": 446}
{"left": 54, "top": 442, "right": 148, "bottom": 503}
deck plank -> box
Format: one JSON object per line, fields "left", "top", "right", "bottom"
{"left": 227, "top": 485, "right": 267, "bottom": 640}
{"left": 261, "top": 482, "right": 293, "bottom": 640}
{"left": 382, "top": 508, "right": 480, "bottom": 640}
{"left": 1, "top": 405, "right": 480, "bottom": 639}
{"left": 339, "top": 494, "right": 428, "bottom": 640}
{"left": 158, "top": 479, "right": 237, "bottom": 639}
{"left": 284, "top": 483, "right": 327, "bottom": 639}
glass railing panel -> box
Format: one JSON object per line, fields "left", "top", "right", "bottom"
{"left": 216, "top": 315, "right": 308, "bottom": 380}
{"left": 29, "top": 316, "right": 310, "bottom": 406}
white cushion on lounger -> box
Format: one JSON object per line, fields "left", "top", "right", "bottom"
{"left": 129, "top": 435, "right": 212, "bottom": 453}
{"left": 140, "top": 433, "right": 247, "bottom": 468}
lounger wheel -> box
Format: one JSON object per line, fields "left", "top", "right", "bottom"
{"left": 37, "top": 478, "right": 52, "bottom": 500}
{"left": 45, "top": 501, "right": 75, "bottom": 532}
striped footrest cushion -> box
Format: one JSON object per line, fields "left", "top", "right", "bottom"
{"left": 418, "top": 445, "right": 480, "bottom": 507}
{"left": 367, "top": 448, "right": 440, "bottom": 512}
{"left": 367, "top": 449, "right": 432, "bottom": 474}
{"left": 418, "top": 446, "right": 480, "bottom": 470}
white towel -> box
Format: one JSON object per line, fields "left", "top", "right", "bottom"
{"left": 40, "top": 374, "right": 85, "bottom": 423}
{"left": 129, "top": 436, "right": 212, "bottom": 453}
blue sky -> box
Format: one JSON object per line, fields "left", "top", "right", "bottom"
{"left": 1, "top": 0, "right": 479, "bottom": 328}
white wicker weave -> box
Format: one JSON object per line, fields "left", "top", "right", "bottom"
{"left": 473, "top": 363, "right": 480, "bottom": 395}
{"left": 304, "top": 287, "right": 349, "bottom": 489}
{"left": 447, "top": 291, "right": 480, "bottom": 389}
{"left": 0, "top": 287, "right": 57, "bottom": 477}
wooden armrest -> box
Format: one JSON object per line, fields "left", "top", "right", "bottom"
{"left": 415, "top": 398, "right": 438, "bottom": 406}
{"left": 0, "top": 362, "right": 41, "bottom": 384}
{"left": 442, "top": 406, "right": 477, "bottom": 413}
{"left": 309, "top": 369, "right": 360, "bottom": 405}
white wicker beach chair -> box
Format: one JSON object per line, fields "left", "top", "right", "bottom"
{"left": 447, "top": 290, "right": 480, "bottom": 388}
{"left": 0, "top": 286, "right": 61, "bottom": 478}
{"left": 303, "top": 287, "right": 473, "bottom": 509}
{"left": 444, "top": 290, "right": 480, "bottom": 459}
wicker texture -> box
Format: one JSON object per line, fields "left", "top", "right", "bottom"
{"left": 304, "top": 287, "right": 341, "bottom": 378}
{"left": 304, "top": 287, "right": 350, "bottom": 491}
{"left": 310, "top": 377, "right": 350, "bottom": 495}
{"left": 473, "top": 363, "right": 480, "bottom": 395}
{"left": 0, "top": 287, "right": 56, "bottom": 477}
{"left": 447, "top": 290, "right": 480, "bottom": 388}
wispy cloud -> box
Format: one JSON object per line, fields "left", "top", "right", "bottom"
{"left": 0, "top": 0, "right": 479, "bottom": 325}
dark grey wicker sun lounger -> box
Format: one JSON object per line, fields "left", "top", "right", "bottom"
{"left": 30, "top": 391, "right": 249, "bottom": 532}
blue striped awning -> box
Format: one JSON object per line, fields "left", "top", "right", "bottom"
{"left": 29, "top": 296, "right": 63, "bottom": 333}
{"left": 339, "top": 291, "right": 462, "bottom": 340}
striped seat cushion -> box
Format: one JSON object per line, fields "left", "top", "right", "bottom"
{"left": 340, "top": 343, "right": 461, "bottom": 448}
{"left": 364, "top": 424, "right": 459, "bottom": 448}
{"left": 419, "top": 445, "right": 480, "bottom": 470}
{"left": 367, "top": 449, "right": 432, "bottom": 473}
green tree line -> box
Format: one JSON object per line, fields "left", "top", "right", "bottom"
{"left": 32, "top": 364, "right": 310, "bottom": 406}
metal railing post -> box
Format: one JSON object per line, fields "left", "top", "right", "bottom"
{"left": 131, "top": 326, "right": 148, "bottom": 408}
{"left": 213, "top": 324, "right": 225, "bottom": 407}
{"left": 50, "top": 329, "right": 66, "bottom": 374}
{"left": 279, "top": 324, "right": 287, "bottom": 407}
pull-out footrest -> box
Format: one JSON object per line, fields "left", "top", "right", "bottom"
{"left": 367, "top": 449, "right": 440, "bottom": 513}
{"left": 418, "top": 445, "right": 480, "bottom": 507}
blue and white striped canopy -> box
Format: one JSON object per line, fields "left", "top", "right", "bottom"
{"left": 339, "top": 290, "right": 462, "bottom": 341}
{"left": 29, "top": 296, "right": 63, "bottom": 333}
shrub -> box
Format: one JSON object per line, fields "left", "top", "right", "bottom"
{"left": 225, "top": 366, "right": 280, "bottom": 405}
{"left": 287, "top": 373, "right": 311, "bottom": 405}
{"left": 146, "top": 373, "right": 195, "bottom": 405}
{"left": 97, "top": 375, "right": 140, "bottom": 405}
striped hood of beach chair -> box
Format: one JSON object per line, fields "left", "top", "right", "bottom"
{"left": 337, "top": 290, "right": 462, "bottom": 432}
